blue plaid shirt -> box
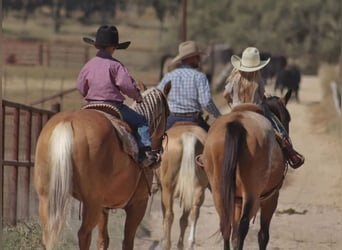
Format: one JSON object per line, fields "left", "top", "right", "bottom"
{"left": 157, "top": 65, "right": 221, "bottom": 117}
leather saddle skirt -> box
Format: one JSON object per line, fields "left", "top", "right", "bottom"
{"left": 82, "top": 102, "right": 139, "bottom": 162}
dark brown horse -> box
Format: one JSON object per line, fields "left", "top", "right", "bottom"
{"left": 201, "top": 90, "right": 292, "bottom": 250}
{"left": 156, "top": 124, "right": 208, "bottom": 250}
{"left": 34, "top": 83, "right": 171, "bottom": 250}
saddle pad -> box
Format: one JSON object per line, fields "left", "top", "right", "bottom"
{"left": 93, "top": 110, "right": 139, "bottom": 162}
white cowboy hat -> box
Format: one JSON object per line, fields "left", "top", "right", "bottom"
{"left": 231, "top": 47, "right": 270, "bottom": 72}
{"left": 171, "top": 40, "right": 206, "bottom": 64}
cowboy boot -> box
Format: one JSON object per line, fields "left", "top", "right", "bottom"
{"left": 281, "top": 137, "right": 305, "bottom": 169}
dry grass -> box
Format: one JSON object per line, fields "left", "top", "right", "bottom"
{"left": 312, "top": 64, "right": 341, "bottom": 135}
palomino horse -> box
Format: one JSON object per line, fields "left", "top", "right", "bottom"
{"left": 201, "top": 90, "right": 292, "bottom": 250}
{"left": 156, "top": 124, "right": 208, "bottom": 250}
{"left": 34, "top": 83, "right": 171, "bottom": 250}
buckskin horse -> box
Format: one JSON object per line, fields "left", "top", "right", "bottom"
{"left": 156, "top": 124, "right": 208, "bottom": 250}
{"left": 201, "top": 90, "right": 292, "bottom": 250}
{"left": 34, "top": 83, "right": 171, "bottom": 250}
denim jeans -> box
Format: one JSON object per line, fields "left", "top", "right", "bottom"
{"left": 167, "top": 114, "right": 210, "bottom": 131}
{"left": 112, "top": 102, "right": 151, "bottom": 148}
{"left": 262, "top": 104, "right": 288, "bottom": 138}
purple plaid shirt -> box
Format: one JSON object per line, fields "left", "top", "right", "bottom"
{"left": 77, "top": 50, "right": 143, "bottom": 103}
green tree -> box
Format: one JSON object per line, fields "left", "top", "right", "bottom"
{"left": 184, "top": 0, "right": 340, "bottom": 64}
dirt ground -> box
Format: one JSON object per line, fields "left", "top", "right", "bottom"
{"left": 64, "top": 75, "right": 341, "bottom": 250}
{"left": 126, "top": 75, "right": 342, "bottom": 250}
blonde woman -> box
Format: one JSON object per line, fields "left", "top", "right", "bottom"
{"left": 223, "top": 47, "right": 304, "bottom": 168}
{"left": 223, "top": 47, "right": 269, "bottom": 106}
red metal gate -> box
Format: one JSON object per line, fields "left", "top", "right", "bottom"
{"left": 2, "top": 100, "right": 56, "bottom": 226}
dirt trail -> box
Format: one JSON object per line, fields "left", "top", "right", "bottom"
{"left": 112, "top": 75, "right": 342, "bottom": 250}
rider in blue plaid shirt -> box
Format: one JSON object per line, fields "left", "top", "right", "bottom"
{"left": 158, "top": 41, "right": 221, "bottom": 131}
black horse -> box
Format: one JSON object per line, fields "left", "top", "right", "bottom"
{"left": 260, "top": 53, "right": 287, "bottom": 85}
{"left": 274, "top": 65, "right": 301, "bottom": 102}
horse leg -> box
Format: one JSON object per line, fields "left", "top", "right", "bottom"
{"left": 97, "top": 208, "right": 110, "bottom": 250}
{"left": 177, "top": 208, "right": 189, "bottom": 250}
{"left": 234, "top": 200, "right": 253, "bottom": 250}
{"left": 78, "top": 202, "right": 102, "bottom": 250}
{"left": 258, "top": 192, "right": 279, "bottom": 250}
{"left": 224, "top": 240, "right": 231, "bottom": 250}
{"left": 161, "top": 186, "right": 174, "bottom": 250}
{"left": 37, "top": 194, "right": 50, "bottom": 249}
{"left": 122, "top": 199, "right": 149, "bottom": 250}
{"left": 231, "top": 202, "right": 242, "bottom": 250}
{"left": 184, "top": 187, "right": 205, "bottom": 250}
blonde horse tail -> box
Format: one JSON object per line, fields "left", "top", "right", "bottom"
{"left": 46, "top": 122, "right": 73, "bottom": 250}
{"left": 175, "top": 132, "right": 197, "bottom": 211}
{"left": 221, "top": 121, "right": 246, "bottom": 239}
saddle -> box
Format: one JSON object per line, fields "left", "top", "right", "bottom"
{"left": 81, "top": 102, "right": 139, "bottom": 162}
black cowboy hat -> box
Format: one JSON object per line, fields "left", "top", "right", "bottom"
{"left": 83, "top": 25, "right": 131, "bottom": 50}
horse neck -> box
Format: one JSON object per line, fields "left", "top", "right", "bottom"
{"left": 263, "top": 98, "right": 290, "bottom": 131}
{"left": 132, "top": 88, "right": 167, "bottom": 147}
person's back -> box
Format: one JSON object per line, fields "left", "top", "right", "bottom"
{"left": 223, "top": 47, "right": 270, "bottom": 107}
{"left": 224, "top": 68, "right": 266, "bottom": 107}
{"left": 158, "top": 41, "right": 221, "bottom": 131}
{"left": 223, "top": 47, "right": 304, "bottom": 169}
{"left": 77, "top": 25, "right": 160, "bottom": 168}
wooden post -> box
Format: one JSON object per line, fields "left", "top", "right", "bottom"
{"left": 8, "top": 108, "right": 20, "bottom": 226}
{"left": 1, "top": 0, "right": 3, "bottom": 230}
{"left": 51, "top": 102, "right": 61, "bottom": 113}
{"left": 38, "top": 43, "right": 44, "bottom": 66}
{"left": 22, "top": 111, "right": 32, "bottom": 220}
{"left": 181, "top": 0, "right": 187, "bottom": 42}
{"left": 85, "top": 46, "right": 90, "bottom": 63}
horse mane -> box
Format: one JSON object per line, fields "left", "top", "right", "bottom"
{"left": 262, "top": 95, "right": 291, "bottom": 130}
{"left": 132, "top": 87, "right": 169, "bottom": 132}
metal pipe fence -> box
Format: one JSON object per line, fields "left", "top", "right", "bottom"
{"left": 2, "top": 99, "right": 56, "bottom": 226}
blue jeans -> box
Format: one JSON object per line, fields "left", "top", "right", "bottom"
{"left": 112, "top": 102, "right": 151, "bottom": 149}
{"left": 262, "top": 105, "right": 288, "bottom": 138}
{"left": 167, "top": 114, "right": 210, "bottom": 131}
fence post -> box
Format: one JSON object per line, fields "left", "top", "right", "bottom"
{"left": 38, "top": 43, "right": 44, "bottom": 66}
{"left": 8, "top": 108, "right": 20, "bottom": 226}
{"left": 46, "top": 43, "right": 51, "bottom": 67}
{"left": 22, "top": 111, "right": 32, "bottom": 220}
{"left": 51, "top": 102, "right": 61, "bottom": 113}
{"left": 85, "top": 46, "right": 90, "bottom": 63}
{"left": 0, "top": 18, "right": 3, "bottom": 229}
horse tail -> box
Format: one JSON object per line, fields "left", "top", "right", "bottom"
{"left": 46, "top": 122, "right": 73, "bottom": 250}
{"left": 221, "top": 121, "right": 246, "bottom": 239}
{"left": 175, "top": 132, "right": 198, "bottom": 211}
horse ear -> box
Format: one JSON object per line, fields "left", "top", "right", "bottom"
{"left": 136, "top": 79, "right": 147, "bottom": 92}
{"left": 282, "top": 89, "right": 292, "bottom": 105}
{"left": 163, "top": 81, "right": 172, "bottom": 96}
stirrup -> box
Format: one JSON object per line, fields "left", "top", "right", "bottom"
{"left": 139, "top": 150, "right": 161, "bottom": 169}
{"left": 287, "top": 152, "right": 305, "bottom": 169}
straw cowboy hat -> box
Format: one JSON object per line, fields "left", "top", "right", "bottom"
{"left": 83, "top": 25, "right": 131, "bottom": 50}
{"left": 231, "top": 47, "right": 270, "bottom": 72}
{"left": 171, "top": 40, "right": 206, "bottom": 64}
